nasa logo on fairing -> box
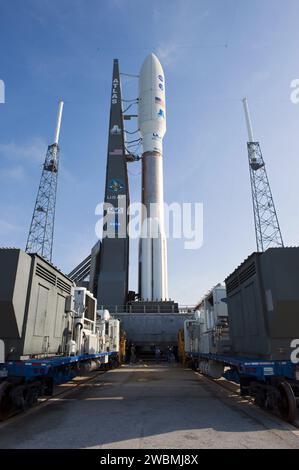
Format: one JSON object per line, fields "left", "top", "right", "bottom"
{"left": 152, "top": 132, "right": 162, "bottom": 141}
{"left": 158, "top": 109, "right": 165, "bottom": 118}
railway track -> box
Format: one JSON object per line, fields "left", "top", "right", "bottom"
{"left": 196, "top": 371, "right": 299, "bottom": 429}
{"left": 0, "top": 367, "right": 108, "bottom": 424}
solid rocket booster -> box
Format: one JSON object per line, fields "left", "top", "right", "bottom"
{"left": 138, "top": 53, "right": 168, "bottom": 301}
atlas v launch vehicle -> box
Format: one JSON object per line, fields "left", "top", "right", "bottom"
{"left": 138, "top": 53, "right": 168, "bottom": 302}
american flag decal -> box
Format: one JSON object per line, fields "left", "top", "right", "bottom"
{"left": 109, "top": 148, "right": 123, "bottom": 155}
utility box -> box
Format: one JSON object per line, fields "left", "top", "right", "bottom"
{"left": 72, "top": 287, "right": 98, "bottom": 355}
{"left": 108, "top": 319, "right": 120, "bottom": 353}
{"left": 184, "top": 320, "right": 200, "bottom": 354}
{"left": 225, "top": 247, "right": 299, "bottom": 360}
{"left": 0, "top": 248, "right": 73, "bottom": 360}
{"left": 197, "top": 284, "right": 228, "bottom": 332}
{"left": 73, "top": 287, "right": 97, "bottom": 323}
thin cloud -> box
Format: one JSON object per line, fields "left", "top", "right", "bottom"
{"left": 0, "top": 219, "right": 22, "bottom": 235}
{"left": 155, "top": 7, "right": 210, "bottom": 67}
{"left": 0, "top": 137, "right": 47, "bottom": 164}
{"left": 60, "top": 162, "right": 76, "bottom": 184}
{"left": 0, "top": 138, "right": 47, "bottom": 182}
{"left": 251, "top": 70, "right": 271, "bottom": 84}
{"left": 156, "top": 42, "right": 180, "bottom": 67}
{"left": 0, "top": 165, "right": 26, "bottom": 181}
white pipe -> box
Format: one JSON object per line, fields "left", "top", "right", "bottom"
{"left": 141, "top": 222, "right": 153, "bottom": 301}
{"left": 162, "top": 235, "right": 168, "bottom": 300}
{"left": 242, "top": 97, "right": 255, "bottom": 142}
{"left": 153, "top": 232, "right": 162, "bottom": 300}
{"left": 54, "top": 100, "right": 64, "bottom": 145}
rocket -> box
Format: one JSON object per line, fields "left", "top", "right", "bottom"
{"left": 138, "top": 53, "right": 168, "bottom": 301}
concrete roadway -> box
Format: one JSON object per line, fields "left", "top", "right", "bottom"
{"left": 0, "top": 363, "right": 299, "bottom": 449}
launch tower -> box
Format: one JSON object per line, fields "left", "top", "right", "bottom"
{"left": 97, "top": 60, "right": 130, "bottom": 310}
{"left": 243, "top": 98, "right": 284, "bottom": 252}
{"left": 25, "top": 100, "right": 64, "bottom": 263}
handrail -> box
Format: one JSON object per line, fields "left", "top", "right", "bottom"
{"left": 97, "top": 305, "right": 197, "bottom": 314}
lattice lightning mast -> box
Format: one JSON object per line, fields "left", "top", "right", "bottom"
{"left": 242, "top": 98, "right": 284, "bottom": 252}
{"left": 26, "top": 100, "right": 64, "bottom": 263}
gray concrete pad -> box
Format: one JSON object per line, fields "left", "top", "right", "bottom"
{"left": 0, "top": 364, "right": 299, "bottom": 449}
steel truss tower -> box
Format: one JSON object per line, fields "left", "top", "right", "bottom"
{"left": 97, "top": 60, "right": 130, "bottom": 309}
{"left": 26, "top": 100, "right": 64, "bottom": 262}
{"left": 243, "top": 98, "right": 284, "bottom": 252}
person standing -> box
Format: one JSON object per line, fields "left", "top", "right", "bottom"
{"left": 155, "top": 346, "right": 161, "bottom": 364}
{"left": 167, "top": 346, "right": 173, "bottom": 363}
{"left": 130, "top": 344, "right": 136, "bottom": 363}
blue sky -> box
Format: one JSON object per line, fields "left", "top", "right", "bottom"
{"left": 0, "top": 0, "right": 299, "bottom": 304}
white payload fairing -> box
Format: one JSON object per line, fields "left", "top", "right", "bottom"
{"left": 138, "top": 53, "right": 168, "bottom": 301}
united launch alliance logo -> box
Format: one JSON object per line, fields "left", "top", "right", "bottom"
{"left": 108, "top": 179, "right": 124, "bottom": 192}
{"left": 0, "top": 80, "right": 5, "bottom": 104}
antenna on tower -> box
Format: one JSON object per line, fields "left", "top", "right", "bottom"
{"left": 25, "top": 100, "right": 64, "bottom": 263}
{"left": 242, "top": 97, "right": 284, "bottom": 252}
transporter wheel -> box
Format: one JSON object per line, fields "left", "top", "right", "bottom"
{"left": 110, "top": 356, "right": 120, "bottom": 369}
{"left": 0, "top": 381, "right": 13, "bottom": 421}
{"left": 10, "top": 381, "right": 41, "bottom": 411}
{"left": 24, "top": 382, "right": 41, "bottom": 408}
{"left": 254, "top": 391, "right": 266, "bottom": 409}
{"left": 277, "top": 381, "right": 297, "bottom": 423}
{"left": 43, "top": 378, "right": 54, "bottom": 396}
